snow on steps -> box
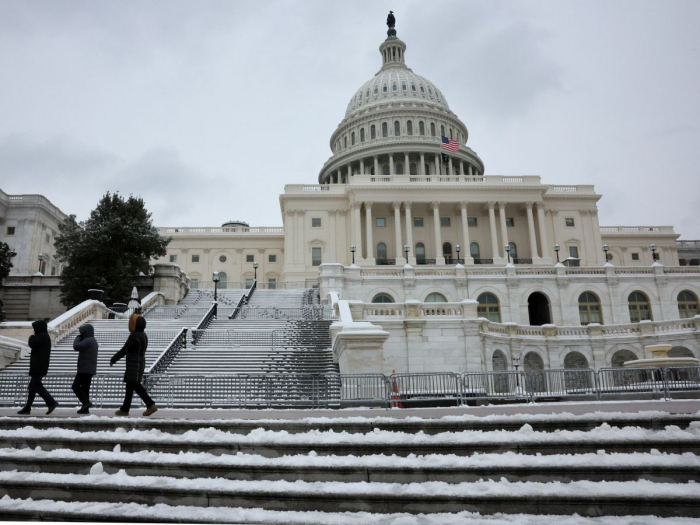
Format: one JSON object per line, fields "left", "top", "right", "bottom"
{"left": 0, "top": 412, "right": 699, "bottom": 520}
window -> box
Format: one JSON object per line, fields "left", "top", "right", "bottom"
{"left": 376, "top": 218, "right": 386, "bottom": 227}
{"left": 409, "top": 163, "right": 417, "bottom": 175}
{"left": 395, "top": 162, "right": 404, "bottom": 175}
{"left": 507, "top": 242, "right": 518, "bottom": 259}
{"left": 5, "top": 226, "right": 15, "bottom": 236}
{"left": 392, "top": 83, "right": 397, "bottom": 92}
{"left": 190, "top": 279, "right": 199, "bottom": 289}
{"left": 312, "top": 247, "right": 322, "bottom": 266}
{"left": 425, "top": 292, "right": 447, "bottom": 303}
{"left": 382, "top": 84, "right": 388, "bottom": 93}
{"left": 505, "top": 217, "right": 515, "bottom": 227}
{"left": 45, "top": 233, "right": 50, "bottom": 244}
{"left": 382, "top": 122, "right": 388, "bottom": 138}
{"left": 382, "top": 164, "right": 390, "bottom": 175}
{"left": 467, "top": 217, "right": 477, "bottom": 227}
{"left": 415, "top": 242, "right": 426, "bottom": 262}
{"left": 440, "top": 217, "right": 451, "bottom": 227}
{"left": 169, "top": 255, "right": 177, "bottom": 263}
{"left": 312, "top": 218, "right": 321, "bottom": 227}
{"left": 449, "top": 127, "right": 453, "bottom": 139}
{"left": 344, "top": 136, "right": 347, "bottom": 148}
{"left": 219, "top": 255, "right": 227, "bottom": 263}
{"left": 470, "top": 242, "right": 480, "bottom": 259}
{"left": 245, "top": 278, "right": 253, "bottom": 288}
{"left": 632, "top": 253, "right": 640, "bottom": 261}
{"left": 360, "top": 128, "right": 365, "bottom": 142}
{"left": 401, "top": 82, "right": 407, "bottom": 92}
{"left": 419, "top": 121, "right": 425, "bottom": 136}
{"left": 569, "top": 246, "right": 579, "bottom": 258}
{"left": 218, "top": 272, "right": 228, "bottom": 289}
{"left": 377, "top": 243, "right": 387, "bottom": 260}
{"left": 372, "top": 293, "right": 394, "bottom": 304}
{"left": 565, "top": 218, "right": 575, "bottom": 227}
{"left": 268, "top": 254, "right": 277, "bottom": 263}
{"left": 191, "top": 254, "right": 199, "bottom": 263}
{"left": 413, "top": 217, "right": 424, "bottom": 227}
{"left": 411, "top": 83, "right": 416, "bottom": 92}
{"left": 611, "top": 349, "right": 638, "bottom": 368}
{"left": 477, "top": 293, "right": 501, "bottom": 322}
{"left": 407, "top": 120, "right": 413, "bottom": 135}
{"left": 268, "top": 278, "right": 277, "bottom": 289}
{"left": 51, "top": 265, "right": 57, "bottom": 276}
{"left": 246, "top": 254, "right": 254, "bottom": 262}
{"left": 430, "top": 123, "right": 436, "bottom": 136}
{"left": 370, "top": 125, "right": 376, "bottom": 139}
{"left": 351, "top": 132, "right": 355, "bottom": 145}
{"left": 579, "top": 292, "right": 602, "bottom": 325}
{"left": 442, "top": 242, "right": 452, "bottom": 256}
{"left": 628, "top": 291, "right": 652, "bottom": 322}
{"left": 678, "top": 290, "right": 699, "bottom": 319}
{"left": 394, "top": 121, "right": 400, "bottom": 136}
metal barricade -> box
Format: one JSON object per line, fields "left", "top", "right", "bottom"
{"left": 527, "top": 368, "right": 598, "bottom": 401}
{"left": 462, "top": 371, "right": 529, "bottom": 403}
{"left": 389, "top": 373, "right": 462, "bottom": 406}
{"left": 325, "top": 374, "right": 389, "bottom": 408}
{"left": 0, "top": 373, "right": 27, "bottom": 406}
{"left": 57, "top": 330, "right": 181, "bottom": 347}
{"left": 663, "top": 366, "right": 700, "bottom": 398}
{"left": 93, "top": 373, "right": 126, "bottom": 408}
{"left": 597, "top": 367, "right": 667, "bottom": 399}
{"left": 163, "top": 375, "right": 211, "bottom": 408}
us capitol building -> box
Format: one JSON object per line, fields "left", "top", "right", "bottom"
{"left": 3, "top": 17, "right": 699, "bottom": 375}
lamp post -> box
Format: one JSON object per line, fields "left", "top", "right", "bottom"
{"left": 505, "top": 244, "right": 511, "bottom": 263}
{"left": 403, "top": 244, "right": 409, "bottom": 261}
{"left": 212, "top": 271, "right": 219, "bottom": 302}
{"left": 253, "top": 261, "right": 259, "bottom": 281}
{"left": 350, "top": 245, "right": 356, "bottom": 265}
{"left": 513, "top": 354, "right": 521, "bottom": 389}
{"left": 650, "top": 243, "right": 658, "bottom": 261}
{"left": 455, "top": 244, "right": 461, "bottom": 263}
{"left": 603, "top": 244, "right": 609, "bottom": 262}
{"left": 554, "top": 244, "right": 560, "bottom": 263}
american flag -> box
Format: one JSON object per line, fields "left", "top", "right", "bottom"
{"left": 441, "top": 135, "right": 459, "bottom": 153}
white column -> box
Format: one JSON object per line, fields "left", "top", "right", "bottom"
{"left": 459, "top": 202, "right": 473, "bottom": 264}
{"left": 460, "top": 160, "right": 465, "bottom": 176}
{"left": 446, "top": 157, "right": 451, "bottom": 175}
{"left": 468, "top": 164, "right": 473, "bottom": 176}
{"left": 365, "top": 202, "right": 375, "bottom": 263}
{"left": 284, "top": 211, "right": 295, "bottom": 265}
{"left": 328, "top": 210, "right": 337, "bottom": 265}
{"left": 374, "top": 156, "right": 379, "bottom": 176}
{"left": 434, "top": 153, "right": 440, "bottom": 176}
{"left": 404, "top": 202, "right": 415, "bottom": 264}
{"left": 431, "top": 201, "right": 445, "bottom": 265}
{"left": 353, "top": 202, "right": 362, "bottom": 262}
{"left": 393, "top": 201, "right": 404, "bottom": 264}
{"left": 526, "top": 202, "right": 539, "bottom": 260}
{"left": 389, "top": 154, "right": 394, "bottom": 176}
{"left": 488, "top": 202, "right": 500, "bottom": 259}
{"left": 360, "top": 158, "right": 364, "bottom": 175}
{"left": 498, "top": 202, "right": 509, "bottom": 260}
{"left": 536, "top": 203, "right": 550, "bottom": 261}
{"left": 296, "top": 210, "right": 306, "bottom": 267}
{"left": 404, "top": 152, "right": 409, "bottom": 175}
{"left": 420, "top": 152, "right": 425, "bottom": 175}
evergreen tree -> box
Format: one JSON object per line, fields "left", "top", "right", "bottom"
{"left": 0, "top": 242, "right": 17, "bottom": 322}
{"left": 55, "top": 193, "right": 170, "bottom": 307}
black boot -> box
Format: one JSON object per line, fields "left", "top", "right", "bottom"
{"left": 77, "top": 404, "right": 90, "bottom": 414}
{"left": 17, "top": 406, "right": 31, "bottom": 415}
{"left": 46, "top": 401, "right": 59, "bottom": 415}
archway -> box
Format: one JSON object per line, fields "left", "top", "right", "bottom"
{"left": 669, "top": 346, "right": 694, "bottom": 358}
{"left": 491, "top": 350, "right": 509, "bottom": 393}
{"left": 524, "top": 352, "right": 545, "bottom": 392}
{"left": 528, "top": 292, "right": 551, "bottom": 326}
{"left": 611, "top": 349, "right": 638, "bottom": 367}
{"left": 564, "top": 351, "right": 589, "bottom": 369}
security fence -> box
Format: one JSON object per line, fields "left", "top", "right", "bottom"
{"left": 219, "top": 307, "right": 335, "bottom": 321}
{"left": 1, "top": 366, "right": 698, "bottom": 409}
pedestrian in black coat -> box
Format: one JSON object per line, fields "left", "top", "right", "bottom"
{"left": 17, "top": 320, "right": 58, "bottom": 415}
{"left": 110, "top": 314, "right": 157, "bottom": 417}
{"left": 72, "top": 323, "right": 98, "bottom": 414}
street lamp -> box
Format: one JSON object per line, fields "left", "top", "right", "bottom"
{"left": 403, "top": 244, "right": 409, "bottom": 261}
{"left": 650, "top": 243, "right": 658, "bottom": 261}
{"left": 350, "top": 245, "right": 356, "bottom": 264}
{"left": 513, "top": 354, "right": 521, "bottom": 389}
{"left": 253, "top": 261, "right": 259, "bottom": 281}
{"left": 603, "top": 244, "right": 610, "bottom": 262}
{"left": 455, "top": 244, "right": 461, "bottom": 263}
{"left": 554, "top": 244, "right": 560, "bottom": 263}
{"left": 212, "top": 271, "right": 220, "bottom": 302}
{"left": 504, "top": 244, "right": 511, "bottom": 263}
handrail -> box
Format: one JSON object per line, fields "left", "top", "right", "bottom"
{"left": 192, "top": 302, "right": 217, "bottom": 345}
{"left": 229, "top": 280, "right": 257, "bottom": 319}
{"left": 147, "top": 327, "right": 188, "bottom": 374}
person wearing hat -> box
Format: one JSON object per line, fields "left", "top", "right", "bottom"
{"left": 72, "top": 323, "right": 98, "bottom": 414}
{"left": 17, "top": 320, "right": 58, "bottom": 415}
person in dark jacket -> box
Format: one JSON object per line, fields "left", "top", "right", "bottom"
{"left": 110, "top": 314, "right": 157, "bottom": 417}
{"left": 17, "top": 320, "right": 58, "bottom": 415}
{"left": 72, "top": 323, "right": 98, "bottom": 414}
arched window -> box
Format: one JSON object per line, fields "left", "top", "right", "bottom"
{"left": 419, "top": 121, "right": 425, "bottom": 136}
{"left": 678, "top": 290, "right": 699, "bottom": 319}
{"left": 370, "top": 125, "right": 376, "bottom": 139}
{"left": 669, "top": 346, "right": 694, "bottom": 358}
{"left": 564, "top": 351, "right": 589, "bottom": 369}
{"left": 470, "top": 242, "right": 480, "bottom": 259}
{"left": 508, "top": 242, "right": 518, "bottom": 260}
{"left": 477, "top": 293, "right": 501, "bottom": 322}
{"left": 628, "top": 291, "right": 652, "bottom": 322}
{"left": 425, "top": 292, "right": 447, "bottom": 303}
{"left": 396, "top": 162, "right": 404, "bottom": 175}
{"left": 409, "top": 163, "right": 417, "bottom": 175}
{"left": 407, "top": 120, "right": 413, "bottom": 135}
{"left": 523, "top": 352, "right": 544, "bottom": 372}
{"left": 344, "top": 136, "right": 347, "bottom": 148}
{"left": 415, "top": 242, "right": 426, "bottom": 263}
{"left": 492, "top": 350, "right": 507, "bottom": 371}
{"left": 440, "top": 125, "right": 445, "bottom": 137}
{"left": 443, "top": 242, "right": 452, "bottom": 256}
{"left": 372, "top": 293, "right": 394, "bottom": 304}
{"left": 611, "top": 349, "right": 638, "bottom": 367}
{"left": 392, "top": 83, "right": 397, "bottom": 92}
{"left": 424, "top": 163, "right": 430, "bottom": 175}
{"left": 351, "top": 132, "right": 355, "bottom": 145}
{"left": 449, "top": 127, "right": 453, "bottom": 139}
{"left": 217, "top": 271, "right": 228, "bottom": 290}
{"left": 578, "top": 292, "right": 602, "bottom": 325}
{"left": 430, "top": 123, "right": 436, "bottom": 137}
{"left": 382, "top": 164, "right": 390, "bottom": 175}
{"left": 394, "top": 121, "right": 400, "bottom": 136}
{"left": 360, "top": 128, "right": 365, "bottom": 142}
{"left": 377, "top": 242, "right": 387, "bottom": 261}
{"left": 382, "top": 122, "right": 388, "bottom": 138}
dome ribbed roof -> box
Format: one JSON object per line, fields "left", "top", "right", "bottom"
{"left": 345, "top": 68, "right": 450, "bottom": 118}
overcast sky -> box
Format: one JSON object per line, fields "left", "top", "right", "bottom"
{"left": 0, "top": 1, "right": 698, "bottom": 237}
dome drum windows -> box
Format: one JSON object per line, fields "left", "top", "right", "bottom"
{"left": 360, "top": 128, "right": 365, "bottom": 142}
{"left": 351, "top": 132, "right": 355, "bottom": 146}
{"left": 370, "top": 125, "right": 376, "bottom": 140}
{"left": 419, "top": 121, "right": 425, "bottom": 136}
{"left": 382, "top": 122, "right": 388, "bottom": 138}
{"left": 394, "top": 121, "right": 400, "bottom": 136}
{"left": 407, "top": 120, "right": 413, "bottom": 136}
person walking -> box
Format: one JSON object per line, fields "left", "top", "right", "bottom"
{"left": 72, "top": 323, "right": 98, "bottom": 414}
{"left": 17, "top": 320, "right": 58, "bottom": 415}
{"left": 110, "top": 314, "right": 157, "bottom": 417}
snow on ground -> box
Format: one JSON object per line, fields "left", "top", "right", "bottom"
{"left": 0, "top": 422, "right": 698, "bottom": 446}
{"left": 2, "top": 446, "right": 699, "bottom": 470}
{"left": 0, "top": 496, "right": 697, "bottom": 525}
{"left": 1, "top": 469, "right": 699, "bottom": 498}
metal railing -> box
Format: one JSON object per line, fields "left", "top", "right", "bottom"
{"left": 220, "top": 307, "right": 334, "bottom": 321}
{"left": 2, "top": 367, "right": 698, "bottom": 409}
{"left": 145, "top": 307, "right": 211, "bottom": 320}
{"left": 55, "top": 330, "right": 183, "bottom": 347}
{"left": 192, "top": 303, "right": 217, "bottom": 345}
{"left": 228, "top": 281, "right": 256, "bottom": 320}
{"left": 147, "top": 328, "right": 188, "bottom": 375}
